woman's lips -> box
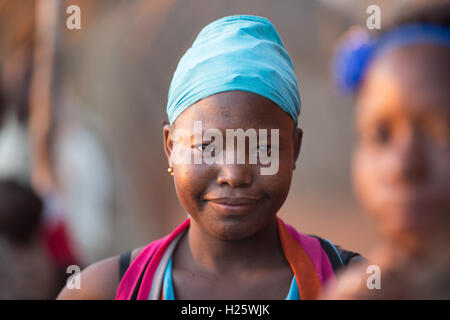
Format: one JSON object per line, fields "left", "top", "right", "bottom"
{"left": 205, "top": 197, "right": 263, "bottom": 215}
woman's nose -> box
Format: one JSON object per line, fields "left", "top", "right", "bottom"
{"left": 216, "top": 164, "right": 253, "bottom": 188}
{"left": 388, "top": 129, "right": 428, "bottom": 185}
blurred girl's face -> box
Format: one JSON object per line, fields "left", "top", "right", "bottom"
{"left": 164, "top": 91, "right": 302, "bottom": 240}
{"left": 353, "top": 45, "right": 450, "bottom": 244}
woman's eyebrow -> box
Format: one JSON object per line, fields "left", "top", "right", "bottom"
{"left": 188, "top": 135, "right": 215, "bottom": 146}
{"left": 187, "top": 129, "right": 288, "bottom": 143}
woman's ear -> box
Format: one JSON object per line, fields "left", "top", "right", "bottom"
{"left": 163, "top": 124, "right": 173, "bottom": 164}
{"left": 293, "top": 127, "right": 303, "bottom": 171}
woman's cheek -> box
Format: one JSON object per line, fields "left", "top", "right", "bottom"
{"left": 173, "top": 164, "right": 207, "bottom": 210}
{"left": 259, "top": 165, "right": 292, "bottom": 207}
{"left": 353, "top": 147, "right": 382, "bottom": 218}
{"left": 354, "top": 146, "right": 402, "bottom": 240}
{"left": 431, "top": 148, "right": 450, "bottom": 215}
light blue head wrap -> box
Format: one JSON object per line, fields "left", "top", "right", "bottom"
{"left": 166, "top": 15, "right": 301, "bottom": 126}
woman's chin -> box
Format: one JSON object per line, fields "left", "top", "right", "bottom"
{"left": 211, "top": 221, "right": 260, "bottom": 240}
{"left": 379, "top": 210, "right": 445, "bottom": 252}
{"left": 199, "top": 214, "right": 268, "bottom": 241}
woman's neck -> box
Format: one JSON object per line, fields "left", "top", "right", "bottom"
{"left": 177, "top": 217, "right": 288, "bottom": 276}
{"left": 383, "top": 228, "right": 450, "bottom": 266}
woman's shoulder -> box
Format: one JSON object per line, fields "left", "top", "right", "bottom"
{"left": 57, "top": 247, "right": 144, "bottom": 300}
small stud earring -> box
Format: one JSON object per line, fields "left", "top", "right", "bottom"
{"left": 167, "top": 165, "right": 174, "bottom": 176}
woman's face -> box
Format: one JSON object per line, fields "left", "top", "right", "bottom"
{"left": 353, "top": 45, "right": 450, "bottom": 244}
{"left": 164, "top": 91, "right": 302, "bottom": 240}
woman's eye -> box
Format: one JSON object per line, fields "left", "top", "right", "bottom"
{"left": 257, "top": 145, "right": 271, "bottom": 153}
{"left": 371, "top": 121, "right": 391, "bottom": 145}
{"left": 195, "top": 144, "right": 212, "bottom": 152}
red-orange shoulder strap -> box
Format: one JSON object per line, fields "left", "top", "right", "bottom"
{"left": 277, "top": 219, "right": 322, "bottom": 299}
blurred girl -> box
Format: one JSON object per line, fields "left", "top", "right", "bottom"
{"left": 326, "top": 2, "right": 450, "bottom": 299}
{"left": 0, "top": 180, "right": 57, "bottom": 299}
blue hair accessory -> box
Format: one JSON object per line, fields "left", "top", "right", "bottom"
{"left": 333, "top": 24, "right": 450, "bottom": 94}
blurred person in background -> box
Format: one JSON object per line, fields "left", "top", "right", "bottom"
{"left": 325, "top": 1, "right": 450, "bottom": 299}
{"left": 0, "top": 180, "right": 58, "bottom": 299}
{"left": 0, "top": 0, "right": 79, "bottom": 297}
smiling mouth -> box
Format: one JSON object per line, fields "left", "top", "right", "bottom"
{"left": 205, "top": 197, "right": 263, "bottom": 215}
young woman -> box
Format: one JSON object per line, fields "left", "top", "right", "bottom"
{"left": 58, "top": 15, "right": 362, "bottom": 300}
{"left": 326, "top": 3, "right": 450, "bottom": 299}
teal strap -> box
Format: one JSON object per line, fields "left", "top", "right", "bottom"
{"left": 162, "top": 257, "right": 175, "bottom": 300}
{"left": 285, "top": 275, "right": 300, "bottom": 300}
{"left": 324, "top": 238, "right": 344, "bottom": 266}
{"left": 162, "top": 257, "right": 299, "bottom": 300}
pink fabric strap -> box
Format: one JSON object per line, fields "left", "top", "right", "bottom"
{"left": 281, "top": 220, "right": 336, "bottom": 285}
{"left": 115, "top": 219, "right": 190, "bottom": 300}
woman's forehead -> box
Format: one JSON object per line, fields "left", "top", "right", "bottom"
{"left": 368, "top": 44, "right": 450, "bottom": 91}
{"left": 357, "top": 45, "right": 450, "bottom": 119}
{"left": 172, "top": 91, "right": 295, "bottom": 131}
